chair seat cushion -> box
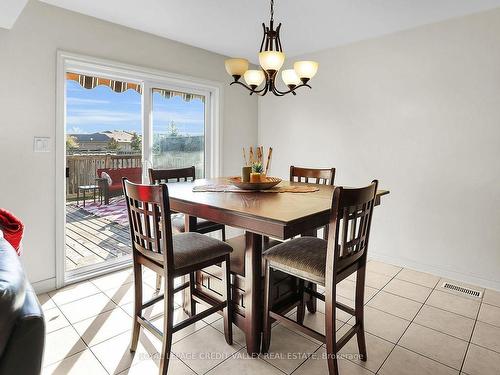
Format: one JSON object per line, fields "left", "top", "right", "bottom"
{"left": 263, "top": 237, "right": 328, "bottom": 285}
{"left": 139, "top": 232, "right": 232, "bottom": 271}
{"left": 171, "top": 214, "right": 222, "bottom": 233}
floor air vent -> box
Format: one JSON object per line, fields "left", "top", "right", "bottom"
{"left": 441, "top": 282, "right": 482, "bottom": 298}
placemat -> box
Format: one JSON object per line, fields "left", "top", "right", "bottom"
{"left": 192, "top": 184, "right": 319, "bottom": 193}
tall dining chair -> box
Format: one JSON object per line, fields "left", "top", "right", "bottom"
{"left": 262, "top": 180, "right": 379, "bottom": 375}
{"left": 122, "top": 178, "right": 233, "bottom": 374}
{"left": 149, "top": 167, "right": 226, "bottom": 292}
{"left": 289, "top": 165, "right": 336, "bottom": 187}
{"left": 289, "top": 165, "right": 336, "bottom": 315}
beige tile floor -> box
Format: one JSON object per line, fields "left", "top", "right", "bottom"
{"left": 38, "top": 260, "right": 500, "bottom": 374}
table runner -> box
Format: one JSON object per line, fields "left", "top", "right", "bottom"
{"left": 192, "top": 184, "right": 320, "bottom": 193}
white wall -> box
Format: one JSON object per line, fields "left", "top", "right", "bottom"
{"left": 259, "top": 9, "right": 500, "bottom": 290}
{"left": 0, "top": 0, "right": 257, "bottom": 290}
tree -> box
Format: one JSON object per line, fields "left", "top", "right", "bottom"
{"left": 167, "top": 121, "right": 179, "bottom": 137}
{"left": 131, "top": 132, "right": 142, "bottom": 152}
{"left": 66, "top": 135, "right": 79, "bottom": 150}
{"left": 107, "top": 138, "right": 120, "bottom": 151}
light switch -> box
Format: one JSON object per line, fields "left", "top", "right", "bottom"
{"left": 34, "top": 137, "right": 50, "bottom": 153}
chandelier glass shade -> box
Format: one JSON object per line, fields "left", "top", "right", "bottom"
{"left": 225, "top": 0, "right": 318, "bottom": 96}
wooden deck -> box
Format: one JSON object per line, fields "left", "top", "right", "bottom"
{"left": 65, "top": 205, "right": 131, "bottom": 271}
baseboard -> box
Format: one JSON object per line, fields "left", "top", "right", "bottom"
{"left": 370, "top": 252, "right": 500, "bottom": 292}
{"left": 31, "top": 277, "right": 56, "bottom": 294}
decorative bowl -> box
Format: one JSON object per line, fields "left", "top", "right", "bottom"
{"left": 228, "top": 176, "right": 282, "bottom": 190}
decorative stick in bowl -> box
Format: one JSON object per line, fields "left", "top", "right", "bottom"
{"left": 265, "top": 147, "right": 273, "bottom": 174}
{"left": 242, "top": 147, "right": 248, "bottom": 166}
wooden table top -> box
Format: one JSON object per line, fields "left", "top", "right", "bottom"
{"left": 167, "top": 178, "right": 389, "bottom": 238}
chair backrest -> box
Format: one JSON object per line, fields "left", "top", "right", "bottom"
{"left": 326, "top": 180, "right": 379, "bottom": 278}
{"left": 289, "top": 166, "right": 336, "bottom": 185}
{"left": 122, "top": 178, "right": 174, "bottom": 268}
{"left": 148, "top": 167, "right": 196, "bottom": 184}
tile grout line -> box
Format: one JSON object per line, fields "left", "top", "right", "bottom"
{"left": 373, "top": 264, "right": 490, "bottom": 303}
{"left": 170, "top": 351, "right": 201, "bottom": 375}
{"left": 288, "top": 341, "right": 331, "bottom": 375}
{"left": 43, "top": 301, "right": 103, "bottom": 372}
{"left": 480, "top": 300, "right": 500, "bottom": 309}
{"left": 328, "top": 265, "right": 402, "bottom": 373}
{"left": 359, "top": 283, "right": 480, "bottom": 343}
{"left": 41, "top": 263, "right": 494, "bottom": 374}
{"left": 375, "top": 269, "right": 464, "bottom": 374}
{"left": 175, "top": 324, "right": 243, "bottom": 375}
{"left": 62, "top": 292, "right": 120, "bottom": 375}
{"left": 393, "top": 274, "right": 441, "bottom": 290}
{"left": 364, "top": 289, "right": 479, "bottom": 324}
{"left": 378, "top": 288, "right": 431, "bottom": 305}
{"left": 46, "top": 274, "right": 162, "bottom": 374}
{"left": 458, "top": 296, "right": 485, "bottom": 374}
{"left": 352, "top": 266, "right": 403, "bottom": 374}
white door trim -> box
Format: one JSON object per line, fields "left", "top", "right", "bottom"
{"left": 55, "top": 50, "right": 223, "bottom": 288}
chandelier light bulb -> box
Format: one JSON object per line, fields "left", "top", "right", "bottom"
{"left": 225, "top": 58, "right": 249, "bottom": 78}
{"left": 243, "top": 70, "right": 265, "bottom": 87}
{"left": 293, "top": 61, "right": 319, "bottom": 81}
{"left": 281, "top": 69, "right": 301, "bottom": 87}
{"left": 259, "top": 51, "right": 285, "bottom": 72}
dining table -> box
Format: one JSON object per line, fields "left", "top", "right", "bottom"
{"left": 167, "top": 177, "right": 389, "bottom": 355}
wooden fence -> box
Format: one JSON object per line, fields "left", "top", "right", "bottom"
{"left": 66, "top": 154, "right": 142, "bottom": 196}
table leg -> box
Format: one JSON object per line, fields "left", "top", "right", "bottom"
{"left": 93, "top": 188, "right": 96, "bottom": 203}
{"left": 244, "top": 231, "right": 263, "bottom": 356}
{"left": 83, "top": 189, "right": 86, "bottom": 207}
{"left": 77, "top": 189, "right": 79, "bottom": 207}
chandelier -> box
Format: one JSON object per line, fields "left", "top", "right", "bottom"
{"left": 224, "top": 0, "right": 318, "bottom": 96}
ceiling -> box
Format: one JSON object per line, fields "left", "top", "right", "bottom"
{"left": 35, "top": 0, "right": 500, "bottom": 61}
{"left": 0, "top": 0, "right": 28, "bottom": 29}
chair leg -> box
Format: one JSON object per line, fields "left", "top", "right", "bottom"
{"left": 155, "top": 274, "right": 162, "bottom": 292}
{"left": 261, "top": 262, "right": 272, "bottom": 353}
{"left": 189, "top": 272, "right": 197, "bottom": 317}
{"left": 159, "top": 275, "right": 174, "bottom": 375}
{"left": 296, "top": 279, "right": 305, "bottom": 324}
{"left": 221, "top": 226, "right": 226, "bottom": 241}
{"left": 301, "top": 229, "right": 318, "bottom": 314}
{"left": 221, "top": 255, "right": 233, "bottom": 345}
{"left": 325, "top": 283, "right": 339, "bottom": 375}
{"left": 130, "top": 257, "right": 142, "bottom": 352}
{"left": 355, "top": 265, "right": 368, "bottom": 361}
{"left": 305, "top": 282, "right": 317, "bottom": 313}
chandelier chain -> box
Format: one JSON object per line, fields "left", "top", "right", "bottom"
{"left": 270, "top": 0, "right": 274, "bottom": 21}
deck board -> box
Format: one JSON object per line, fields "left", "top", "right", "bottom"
{"left": 66, "top": 205, "right": 131, "bottom": 270}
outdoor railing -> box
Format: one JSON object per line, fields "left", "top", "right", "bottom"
{"left": 66, "top": 153, "right": 142, "bottom": 196}
{"left": 66, "top": 151, "right": 204, "bottom": 197}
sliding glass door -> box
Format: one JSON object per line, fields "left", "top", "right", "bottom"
{"left": 64, "top": 72, "right": 143, "bottom": 278}
{"left": 59, "top": 53, "right": 218, "bottom": 285}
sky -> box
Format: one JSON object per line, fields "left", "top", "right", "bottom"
{"left": 66, "top": 80, "right": 205, "bottom": 136}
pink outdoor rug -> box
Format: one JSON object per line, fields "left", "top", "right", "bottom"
{"left": 78, "top": 197, "right": 129, "bottom": 226}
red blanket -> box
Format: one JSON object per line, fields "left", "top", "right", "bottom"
{"left": 0, "top": 208, "right": 24, "bottom": 255}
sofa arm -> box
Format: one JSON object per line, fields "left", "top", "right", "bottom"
{"left": 0, "top": 289, "right": 45, "bottom": 375}
{"left": 0, "top": 237, "right": 45, "bottom": 375}
{"left": 0, "top": 237, "right": 26, "bottom": 357}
